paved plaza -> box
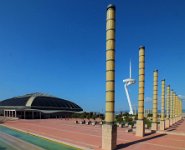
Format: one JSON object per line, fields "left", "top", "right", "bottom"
{"left": 2, "top": 118, "right": 185, "bottom": 150}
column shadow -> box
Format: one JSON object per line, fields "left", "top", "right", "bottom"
{"left": 143, "top": 130, "right": 156, "bottom": 136}
{"left": 116, "top": 134, "right": 166, "bottom": 149}
{"left": 166, "top": 119, "right": 185, "bottom": 132}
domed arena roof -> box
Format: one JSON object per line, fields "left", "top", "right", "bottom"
{"left": 0, "top": 93, "right": 83, "bottom": 112}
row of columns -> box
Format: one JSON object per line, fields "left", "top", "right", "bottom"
{"left": 3, "top": 110, "right": 42, "bottom": 119}
{"left": 102, "top": 4, "right": 182, "bottom": 150}
{"left": 136, "top": 46, "right": 183, "bottom": 137}
{"left": 159, "top": 81, "right": 182, "bottom": 130}
{"left": 4, "top": 109, "right": 17, "bottom": 118}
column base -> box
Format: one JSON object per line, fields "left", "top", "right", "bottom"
{"left": 178, "top": 116, "right": 180, "bottom": 121}
{"left": 165, "top": 119, "right": 170, "bottom": 129}
{"left": 175, "top": 117, "right": 178, "bottom": 123}
{"left": 136, "top": 120, "right": 145, "bottom": 137}
{"left": 151, "top": 122, "right": 158, "bottom": 131}
{"left": 102, "top": 124, "right": 117, "bottom": 150}
{"left": 172, "top": 118, "right": 175, "bottom": 124}
{"left": 160, "top": 120, "right": 165, "bottom": 130}
{"left": 170, "top": 119, "right": 173, "bottom": 126}
{"left": 179, "top": 116, "right": 182, "bottom": 121}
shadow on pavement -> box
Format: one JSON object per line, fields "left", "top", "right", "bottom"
{"left": 117, "top": 134, "right": 166, "bottom": 149}
{"left": 144, "top": 130, "right": 156, "bottom": 136}
{"left": 167, "top": 128, "right": 176, "bottom": 132}
{"left": 166, "top": 119, "right": 185, "bottom": 132}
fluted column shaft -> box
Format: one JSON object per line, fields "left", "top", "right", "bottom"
{"left": 170, "top": 90, "right": 173, "bottom": 119}
{"left": 161, "top": 80, "right": 165, "bottom": 121}
{"left": 152, "top": 70, "right": 158, "bottom": 123}
{"left": 138, "top": 46, "right": 145, "bottom": 120}
{"left": 172, "top": 92, "right": 175, "bottom": 118}
{"left": 166, "top": 85, "right": 170, "bottom": 119}
{"left": 105, "top": 5, "right": 116, "bottom": 124}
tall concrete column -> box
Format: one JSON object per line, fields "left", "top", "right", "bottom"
{"left": 160, "top": 79, "right": 165, "bottom": 130}
{"left": 136, "top": 46, "right": 145, "bottom": 137}
{"left": 177, "top": 96, "right": 180, "bottom": 121}
{"left": 165, "top": 85, "right": 170, "bottom": 128}
{"left": 175, "top": 94, "right": 178, "bottom": 122}
{"left": 177, "top": 97, "right": 179, "bottom": 119}
{"left": 176, "top": 97, "right": 178, "bottom": 121}
{"left": 104, "top": 4, "right": 115, "bottom": 124}
{"left": 170, "top": 90, "right": 173, "bottom": 125}
{"left": 152, "top": 70, "right": 158, "bottom": 131}
{"left": 177, "top": 97, "right": 180, "bottom": 121}
{"left": 102, "top": 4, "right": 117, "bottom": 150}
{"left": 180, "top": 99, "right": 182, "bottom": 119}
{"left": 172, "top": 92, "right": 175, "bottom": 124}
{"left": 178, "top": 97, "right": 181, "bottom": 120}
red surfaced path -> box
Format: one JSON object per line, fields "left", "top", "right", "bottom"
{"left": 3, "top": 118, "right": 185, "bottom": 150}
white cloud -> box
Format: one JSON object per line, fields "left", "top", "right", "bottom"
{"left": 178, "top": 95, "right": 185, "bottom": 100}
{"left": 145, "top": 97, "right": 152, "bottom": 102}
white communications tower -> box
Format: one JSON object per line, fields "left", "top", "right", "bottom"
{"left": 123, "top": 61, "right": 136, "bottom": 114}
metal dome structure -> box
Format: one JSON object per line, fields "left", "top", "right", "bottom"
{"left": 0, "top": 93, "right": 83, "bottom": 119}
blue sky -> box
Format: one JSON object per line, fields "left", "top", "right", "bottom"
{"left": 0, "top": 0, "right": 184, "bottom": 112}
